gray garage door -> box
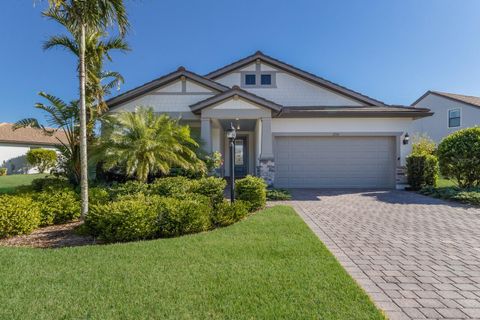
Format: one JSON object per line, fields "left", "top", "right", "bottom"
{"left": 274, "top": 136, "right": 396, "bottom": 188}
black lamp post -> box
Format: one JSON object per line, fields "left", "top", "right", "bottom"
{"left": 226, "top": 123, "right": 237, "bottom": 202}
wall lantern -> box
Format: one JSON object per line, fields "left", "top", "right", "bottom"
{"left": 403, "top": 133, "right": 410, "bottom": 145}
{"left": 226, "top": 123, "right": 237, "bottom": 202}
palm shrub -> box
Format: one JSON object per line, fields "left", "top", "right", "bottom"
{"left": 26, "top": 148, "right": 57, "bottom": 173}
{"left": 235, "top": 175, "right": 267, "bottom": 212}
{"left": 0, "top": 195, "right": 41, "bottom": 238}
{"left": 97, "top": 107, "right": 205, "bottom": 182}
{"left": 437, "top": 127, "right": 480, "bottom": 188}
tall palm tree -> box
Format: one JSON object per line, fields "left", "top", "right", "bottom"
{"left": 97, "top": 108, "right": 205, "bottom": 182}
{"left": 45, "top": 0, "right": 129, "bottom": 218}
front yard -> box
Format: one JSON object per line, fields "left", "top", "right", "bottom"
{"left": 0, "top": 173, "right": 47, "bottom": 194}
{"left": 0, "top": 206, "right": 384, "bottom": 320}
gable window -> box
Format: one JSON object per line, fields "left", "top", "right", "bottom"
{"left": 261, "top": 74, "right": 272, "bottom": 85}
{"left": 245, "top": 74, "right": 256, "bottom": 85}
{"left": 448, "top": 108, "right": 461, "bottom": 128}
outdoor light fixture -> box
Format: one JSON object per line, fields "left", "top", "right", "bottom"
{"left": 403, "top": 133, "right": 410, "bottom": 145}
{"left": 226, "top": 123, "right": 237, "bottom": 202}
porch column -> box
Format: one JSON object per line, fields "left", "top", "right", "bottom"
{"left": 258, "top": 117, "right": 275, "bottom": 186}
{"left": 200, "top": 117, "right": 212, "bottom": 153}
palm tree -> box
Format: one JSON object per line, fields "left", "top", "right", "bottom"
{"left": 45, "top": 0, "right": 129, "bottom": 218}
{"left": 15, "top": 93, "right": 80, "bottom": 184}
{"left": 97, "top": 108, "right": 205, "bottom": 182}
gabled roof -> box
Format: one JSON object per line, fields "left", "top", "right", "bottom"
{"left": 190, "top": 86, "right": 282, "bottom": 114}
{"left": 412, "top": 90, "right": 480, "bottom": 109}
{"left": 0, "top": 123, "right": 67, "bottom": 146}
{"left": 106, "top": 67, "right": 230, "bottom": 109}
{"left": 277, "top": 106, "right": 433, "bottom": 119}
{"left": 205, "top": 51, "right": 387, "bottom": 107}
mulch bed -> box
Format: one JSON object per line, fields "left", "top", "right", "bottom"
{"left": 0, "top": 222, "right": 100, "bottom": 249}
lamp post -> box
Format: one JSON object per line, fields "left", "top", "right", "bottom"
{"left": 226, "top": 123, "right": 237, "bottom": 202}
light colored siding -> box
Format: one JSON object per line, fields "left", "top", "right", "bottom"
{"left": 0, "top": 143, "right": 58, "bottom": 174}
{"left": 413, "top": 94, "right": 480, "bottom": 143}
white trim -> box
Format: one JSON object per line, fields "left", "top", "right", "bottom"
{"left": 447, "top": 107, "right": 462, "bottom": 128}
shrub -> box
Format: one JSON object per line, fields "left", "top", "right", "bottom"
{"left": 406, "top": 154, "right": 439, "bottom": 190}
{"left": 191, "top": 177, "right": 226, "bottom": 206}
{"left": 108, "top": 180, "right": 149, "bottom": 199}
{"left": 235, "top": 175, "right": 267, "bottom": 212}
{"left": 32, "top": 188, "right": 80, "bottom": 226}
{"left": 85, "top": 195, "right": 159, "bottom": 242}
{"left": 211, "top": 200, "right": 249, "bottom": 227}
{"left": 420, "top": 186, "right": 480, "bottom": 206}
{"left": 31, "top": 176, "right": 72, "bottom": 192}
{"left": 150, "top": 176, "right": 193, "bottom": 197}
{"left": 411, "top": 134, "right": 437, "bottom": 156}
{"left": 89, "top": 187, "right": 111, "bottom": 205}
{"left": 156, "top": 196, "right": 212, "bottom": 237}
{"left": 266, "top": 188, "right": 292, "bottom": 200}
{"left": 26, "top": 148, "right": 57, "bottom": 173}
{"left": 0, "top": 194, "right": 40, "bottom": 238}
{"left": 437, "top": 127, "right": 480, "bottom": 188}
{"left": 0, "top": 168, "right": 6, "bottom": 176}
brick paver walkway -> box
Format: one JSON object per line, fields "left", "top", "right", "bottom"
{"left": 288, "top": 189, "right": 480, "bottom": 320}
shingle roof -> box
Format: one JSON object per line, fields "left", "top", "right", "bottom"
{"left": 0, "top": 123, "right": 67, "bottom": 146}
{"left": 412, "top": 90, "right": 480, "bottom": 109}
{"left": 277, "top": 106, "right": 433, "bottom": 119}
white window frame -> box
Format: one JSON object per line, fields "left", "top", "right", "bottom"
{"left": 447, "top": 108, "right": 461, "bottom": 128}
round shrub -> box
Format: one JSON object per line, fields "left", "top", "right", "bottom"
{"left": 150, "top": 177, "right": 193, "bottom": 197}
{"left": 437, "top": 127, "right": 480, "bottom": 188}
{"left": 32, "top": 188, "right": 80, "bottom": 226}
{"left": 108, "top": 180, "right": 149, "bottom": 199}
{"left": 211, "top": 200, "right": 249, "bottom": 227}
{"left": 89, "top": 187, "right": 111, "bottom": 205}
{"left": 190, "top": 177, "right": 226, "bottom": 206}
{"left": 26, "top": 148, "right": 57, "bottom": 173}
{"left": 85, "top": 194, "right": 159, "bottom": 242}
{"left": 0, "top": 194, "right": 41, "bottom": 238}
{"left": 235, "top": 175, "right": 267, "bottom": 212}
{"left": 31, "top": 177, "right": 72, "bottom": 192}
{"left": 406, "top": 154, "right": 439, "bottom": 190}
{"left": 156, "top": 196, "right": 212, "bottom": 237}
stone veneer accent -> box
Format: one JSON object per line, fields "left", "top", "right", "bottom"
{"left": 257, "top": 159, "right": 275, "bottom": 186}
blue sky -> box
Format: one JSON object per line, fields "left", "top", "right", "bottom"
{"left": 1, "top": 0, "right": 480, "bottom": 124}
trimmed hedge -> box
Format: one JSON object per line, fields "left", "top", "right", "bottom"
{"left": 32, "top": 188, "right": 80, "bottom": 226}
{"left": 406, "top": 154, "right": 439, "bottom": 190}
{"left": 437, "top": 127, "right": 480, "bottom": 188}
{"left": 150, "top": 176, "right": 193, "bottom": 197}
{"left": 0, "top": 194, "right": 41, "bottom": 238}
{"left": 235, "top": 175, "right": 267, "bottom": 211}
{"left": 31, "top": 177, "right": 72, "bottom": 192}
{"left": 211, "top": 200, "right": 249, "bottom": 227}
{"left": 191, "top": 177, "right": 226, "bottom": 206}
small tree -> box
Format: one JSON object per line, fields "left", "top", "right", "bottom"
{"left": 437, "top": 127, "right": 480, "bottom": 188}
{"left": 411, "top": 134, "right": 436, "bottom": 156}
{"left": 26, "top": 149, "right": 58, "bottom": 173}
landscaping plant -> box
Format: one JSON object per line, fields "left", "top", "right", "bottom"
{"left": 406, "top": 154, "right": 439, "bottom": 190}
{"left": 235, "top": 175, "right": 267, "bottom": 211}
{"left": 437, "top": 127, "right": 480, "bottom": 188}
{"left": 266, "top": 188, "right": 292, "bottom": 200}
{"left": 26, "top": 148, "right": 57, "bottom": 173}
{"left": 0, "top": 194, "right": 41, "bottom": 238}
{"left": 211, "top": 200, "right": 249, "bottom": 227}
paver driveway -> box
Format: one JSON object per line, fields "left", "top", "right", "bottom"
{"left": 288, "top": 189, "right": 480, "bottom": 320}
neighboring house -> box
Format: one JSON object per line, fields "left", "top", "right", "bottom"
{"left": 412, "top": 91, "right": 480, "bottom": 143}
{"left": 0, "top": 123, "right": 67, "bottom": 174}
{"left": 106, "top": 51, "right": 432, "bottom": 189}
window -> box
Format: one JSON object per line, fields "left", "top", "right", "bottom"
{"left": 448, "top": 108, "right": 461, "bottom": 128}
{"left": 245, "top": 74, "right": 256, "bottom": 85}
{"left": 234, "top": 140, "right": 244, "bottom": 165}
{"left": 261, "top": 74, "right": 272, "bottom": 85}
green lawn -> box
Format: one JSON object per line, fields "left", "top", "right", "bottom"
{"left": 0, "top": 173, "right": 47, "bottom": 193}
{"left": 0, "top": 206, "right": 384, "bottom": 320}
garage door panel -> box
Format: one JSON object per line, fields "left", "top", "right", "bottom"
{"left": 274, "top": 136, "right": 395, "bottom": 188}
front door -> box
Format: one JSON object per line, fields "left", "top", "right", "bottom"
{"left": 234, "top": 137, "right": 248, "bottom": 177}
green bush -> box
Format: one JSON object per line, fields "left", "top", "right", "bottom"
{"left": 108, "top": 180, "right": 149, "bottom": 199}
{"left": 191, "top": 177, "right": 226, "bottom": 206}
{"left": 411, "top": 134, "right": 437, "bottom": 156}
{"left": 89, "top": 187, "right": 111, "bottom": 205}
{"left": 0, "top": 194, "right": 40, "bottom": 238}
{"left": 266, "top": 188, "right": 292, "bottom": 200}
{"left": 32, "top": 188, "right": 80, "bottom": 226}
{"left": 235, "top": 175, "right": 267, "bottom": 212}
{"left": 437, "top": 127, "right": 480, "bottom": 188}
{"left": 26, "top": 148, "right": 57, "bottom": 173}
{"left": 150, "top": 176, "right": 193, "bottom": 197}
{"left": 31, "top": 177, "right": 72, "bottom": 192}
{"left": 211, "top": 200, "right": 249, "bottom": 227}
{"left": 85, "top": 194, "right": 159, "bottom": 242}
{"left": 156, "top": 196, "right": 212, "bottom": 237}
{"left": 420, "top": 186, "right": 480, "bottom": 206}
{"left": 406, "top": 154, "right": 439, "bottom": 190}
{"left": 0, "top": 168, "right": 6, "bottom": 176}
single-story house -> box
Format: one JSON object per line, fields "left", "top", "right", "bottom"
{"left": 412, "top": 91, "right": 480, "bottom": 143}
{"left": 106, "top": 51, "right": 432, "bottom": 189}
{"left": 0, "top": 123, "right": 66, "bottom": 174}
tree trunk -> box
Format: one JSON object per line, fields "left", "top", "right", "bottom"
{"left": 79, "top": 24, "right": 89, "bottom": 219}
